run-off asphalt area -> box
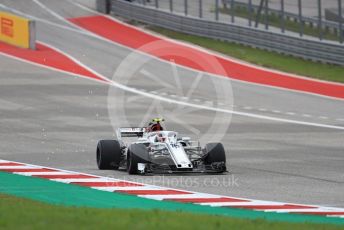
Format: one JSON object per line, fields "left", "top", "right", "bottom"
{"left": 0, "top": 0, "right": 344, "bottom": 209}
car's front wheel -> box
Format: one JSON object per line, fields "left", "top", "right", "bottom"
{"left": 204, "top": 142, "right": 227, "bottom": 172}
{"left": 96, "top": 140, "right": 121, "bottom": 170}
{"left": 127, "top": 143, "right": 149, "bottom": 175}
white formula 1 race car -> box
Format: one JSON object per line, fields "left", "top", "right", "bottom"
{"left": 96, "top": 118, "right": 227, "bottom": 174}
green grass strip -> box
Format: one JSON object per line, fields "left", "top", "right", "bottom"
{"left": 147, "top": 26, "right": 344, "bottom": 84}
{"left": 0, "top": 172, "right": 343, "bottom": 225}
{"left": 1, "top": 194, "right": 344, "bottom": 230}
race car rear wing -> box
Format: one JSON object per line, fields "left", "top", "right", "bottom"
{"left": 116, "top": 127, "right": 146, "bottom": 139}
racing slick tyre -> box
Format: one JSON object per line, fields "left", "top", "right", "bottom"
{"left": 127, "top": 143, "right": 149, "bottom": 175}
{"left": 97, "top": 140, "right": 121, "bottom": 170}
{"left": 204, "top": 142, "right": 227, "bottom": 172}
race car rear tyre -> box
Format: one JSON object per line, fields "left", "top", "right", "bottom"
{"left": 127, "top": 143, "right": 149, "bottom": 175}
{"left": 204, "top": 142, "right": 226, "bottom": 172}
{"left": 97, "top": 140, "right": 121, "bottom": 170}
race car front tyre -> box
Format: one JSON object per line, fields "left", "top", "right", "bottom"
{"left": 97, "top": 140, "right": 121, "bottom": 170}
{"left": 204, "top": 142, "right": 226, "bottom": 172}
{"left": 127, "top": 143, "right": 149, "bottom": 175}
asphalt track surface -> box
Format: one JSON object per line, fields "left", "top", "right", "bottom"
{"left": 1, "top": 0, "right": 344, "bottom": 209}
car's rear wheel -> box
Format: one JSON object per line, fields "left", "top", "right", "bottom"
{"left": 96, "top": 140, "right": 121, "bottom": 170}
{"left": 127, "top": 143, "right": 149, "bottom": 175}
{"left": 204, "top": 142, "right": 227, "bottom": 172}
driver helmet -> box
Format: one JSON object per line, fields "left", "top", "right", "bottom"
{"left": 147, "top": 118, "right": 165, "bottom": 132}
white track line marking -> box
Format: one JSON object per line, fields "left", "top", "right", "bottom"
{"left": 14, "top": 172, "right": 74, "bottom": 176}
{"left": 50, "top": 178, "right": 121, "bottom": 183}
{"left": 112, "top": 186, "right": 163, "bottom": 190}
{"left": 0, "top": 166, "right": 37, "bottom": 169}
{"left": 93, "top": 186, "right": 163, "bottom": 192}
{"left": 65, "top": 0, "right": 100, "bottom": 15}
{"left": 328, "top": 215, "right": 344, "bottom": 218}
{"left": 139, "top": 193, "right": 222, "bottom": 200}
{"left": 31, "top": 0, "right": 82, "bottom": 30}
{"left": 0, "top": 4, "right": 92, "bottom": 36}
{"left": 108, "top": 79, "right": 344, "bottom": 130}
{"left": 269, "top": 208, "right": 343, "bottom": 213}
{"left": 0, "top": 52, "right": 109, "bottom": 86}
{"left": 39, "top": 41, "right": 110, "bottom": 83}
{"left": 200, "top": 201, "right": 282, "bottom": 207}
{"left": 238, "top": 107, "right": 339, "bottom": 122}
